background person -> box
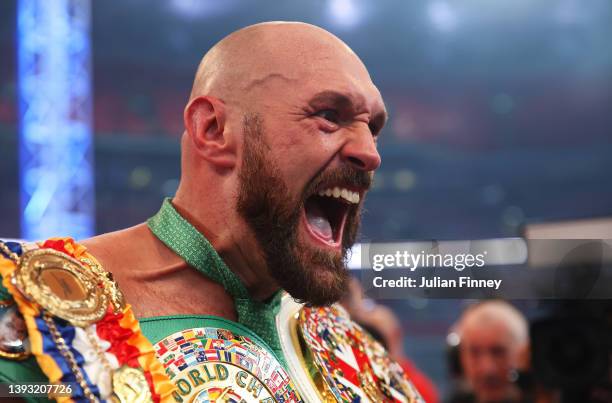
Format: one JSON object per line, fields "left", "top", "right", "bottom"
{"left": 448, "top": 300, "right": 529, "bottom": 403}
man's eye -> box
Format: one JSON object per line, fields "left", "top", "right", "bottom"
{"left": 314, "top": 109, "right": 340, "bottom": 123}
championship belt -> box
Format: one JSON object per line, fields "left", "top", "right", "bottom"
{"left": 277, "top": 295, "right": 424, "bottom": 403}
{"left": 0, "top": 238, "right": 175, "bottom": 402}
{"left": 153, "top": 327, "right": 302, "bottom": 403}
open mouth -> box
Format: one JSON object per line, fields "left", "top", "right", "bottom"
{"left": 302, "top": 186, "right": 361, "bottom": 248}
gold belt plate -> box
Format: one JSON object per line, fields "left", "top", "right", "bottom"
{"left": 13, "top": 249, "right": 109, "bottom": 328}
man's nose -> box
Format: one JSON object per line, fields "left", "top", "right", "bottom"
{"left": 478, "top": 353, "right": 499, "bottom": 375}
{"left": 340, "top": 124, "right": 381, "bottom": 171}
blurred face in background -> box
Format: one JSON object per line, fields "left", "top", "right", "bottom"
{"left": 460, "top": 320, "right": 522, "bottom": 403}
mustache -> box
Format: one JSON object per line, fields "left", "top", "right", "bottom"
{"left": 303, "top": 166, "right": 373, "bottom": 200}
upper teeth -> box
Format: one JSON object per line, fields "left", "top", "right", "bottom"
{"left": 317, "top": 187, "right": 360, "bottom": 204}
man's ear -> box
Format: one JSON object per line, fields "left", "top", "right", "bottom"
{"left": 184, "top": 96, "right": 236, "bottom": 169}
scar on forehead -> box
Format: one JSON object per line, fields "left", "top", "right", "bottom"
{"left": 243, "top": 72, "right": 298, "bottom": 92}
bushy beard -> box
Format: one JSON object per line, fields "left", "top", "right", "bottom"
{"left": 236, "top": 113, "right": 370, "bottom": 306}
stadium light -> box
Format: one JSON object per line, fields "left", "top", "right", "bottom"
{"left": 18, "top": 0, "right": 94, "bottom": 240}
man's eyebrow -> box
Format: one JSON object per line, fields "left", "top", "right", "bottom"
{"left": 370, "top": 109, "right": 388, "bottom": 136}
{"left": 307, "top": 90, "right": 361, "bottom": 110}
{"left": 309, "top": 90, "right": 388, "bottom": 129}
{"left": 309, "top": 90, "right": 386, "bottom": 114}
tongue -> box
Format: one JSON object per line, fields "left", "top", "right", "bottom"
{"left": 305, "top": 201, "right": 333, "bottom": 241}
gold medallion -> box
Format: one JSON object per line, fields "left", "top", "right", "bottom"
{"left": 111, "top": 365, "right": 153, "bottom": 403}
{"left": 14, "top": 249, "right": 109, "bottom": 327}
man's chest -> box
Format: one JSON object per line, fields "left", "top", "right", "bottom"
{"left": 125, "top": 282, "right": 238, "bottom": 321}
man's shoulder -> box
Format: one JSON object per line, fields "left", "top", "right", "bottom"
{"left": 81, "top": 223, "right": 235, "bottom": 317}
{"left": 80, "top": 222, "right": 152, "bottom": 267}
{"left": 82, "top": 222, "right": 189, "bottom": 274}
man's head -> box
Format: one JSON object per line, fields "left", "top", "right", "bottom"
{"left": 175, "top": 22, "right": 386, "bottom": 306}
{"left": 458, "top": 300, "right": 529, "bottom": 403}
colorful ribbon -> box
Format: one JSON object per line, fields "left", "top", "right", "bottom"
{"left": 0, "top": 238, "right": 176, "bottom": 402}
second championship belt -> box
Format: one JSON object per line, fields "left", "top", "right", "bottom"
{"left": 276, "top": 294, "right": 424, "bottom": 403}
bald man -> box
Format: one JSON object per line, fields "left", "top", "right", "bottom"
{"left": 0, "top": 22, "right": 423, "bottom": 402}
{"left": 453, "top": 301, "right": 529, "bottom": 403}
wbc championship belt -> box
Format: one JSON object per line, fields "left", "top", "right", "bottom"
{"left": 153, "top": 327, "right": 302, "bottom": 403}
{"left": 277, "top": 295, "right": 424, "bottom": 403}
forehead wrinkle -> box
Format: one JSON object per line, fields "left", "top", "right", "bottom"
{"left": 243, "top": 72, "right": 299, "bottom": 92}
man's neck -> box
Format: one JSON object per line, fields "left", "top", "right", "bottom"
{"left": 171, "top": 197, "right": 281, "bottom": 302}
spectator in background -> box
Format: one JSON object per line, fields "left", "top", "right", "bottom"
{"left": 342, "top": 278, "right": 440, "bottom": 403}
{"left": 448, "top": 300, "right": 529, "bottom": 403}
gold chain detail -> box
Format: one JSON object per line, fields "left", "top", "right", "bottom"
{"left": 42, "top": 311, "right": 99, "bottom": 403}
{"left": 0, "top": 241, "right": 20, "bottom": 263}
{"left": 85, "top": 326, "right": 114, "bottom": 374}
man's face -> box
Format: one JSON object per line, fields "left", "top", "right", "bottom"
{"left": 236, "top": 54, "right": 386, "bottom": 306}
{"left": 460, "top": 323, "right": 521, "bottom": 403}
